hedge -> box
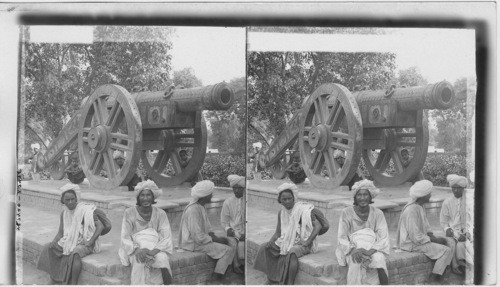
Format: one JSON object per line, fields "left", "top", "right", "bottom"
{"left": 422, "top": 153, "right": 467, "bottom": 187}
{"left": 200, "top": 154, "right": 246, "bottom": 187}
{"left": 252, "top": 153, "right": 469, "bottom": 187}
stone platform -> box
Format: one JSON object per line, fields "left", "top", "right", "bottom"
{"left": 17, "top": 180, "right": 236, "bottom": 285}
{"left": 246, "top": 179, "right": 466, "bottom": 285}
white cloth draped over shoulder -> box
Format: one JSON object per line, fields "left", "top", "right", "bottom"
{"left": 58, "top": 202, "right": 100, "bottom": 255}
{"left": 275, "top": 202, "right": 318, "bottom": 255}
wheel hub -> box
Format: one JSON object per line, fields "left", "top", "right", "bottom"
{"left": 88, "top": 125, "right": 110, "bottom": 152}
{"left": 308, "top": 124, "right": 330, "bottom": 151}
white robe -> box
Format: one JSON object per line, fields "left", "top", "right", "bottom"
{"left": 178, "top": 202, "right": 234, "bottom": 274}
{"left": 336, "top": 206, "right": 390, "bottom": 285}
{"left": 396, "top": 203, "right": 453, "bottom": 275}
{"left": 119, "top": 206, "right": 173, "bottom": 285}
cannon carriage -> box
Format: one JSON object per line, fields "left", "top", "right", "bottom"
{"left": 263, "top": 81, "right": 455, "bottom": 189}
{"left": 37, "top": 82, "right": 234, "bottom": 189}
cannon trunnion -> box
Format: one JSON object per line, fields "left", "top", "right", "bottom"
{"left": 40, "top": 82, "right": 234, "bottom": 190}
{"left": 264, "top": 81, "right": 455, "bottom": 189}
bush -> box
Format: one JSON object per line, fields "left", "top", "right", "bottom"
{"left": 200, "top": 154, "right": 246, "bottom": 187}
{"left": 422, "top": 153, "right": 467, "bottom": 186}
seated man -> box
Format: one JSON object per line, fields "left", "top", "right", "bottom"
{"left": 285, "top": 151, "right": 307, "bottom": 184}
{"left": 119, "top": 180, "right": 173, "bottom": 285}
{"left": 440, "top": 174, "right": 471, "bottom": 275}
{"left": 178, "top": 180, "right": 235, "bottom": 284}
{"left": 221, "top": 174, "right": 246, "bottom": 274}
{"left": 253, "top": 183, "right": 329, "bottom": 285}
{"left": 178, "top": 149, "right": 203, "bottom": 186}
{"left": 65, "top": 152, "right": 86, "bottom": 184}
{"left": 334, "top": 150, "right": 364, "bottom": 190}
{"left": 396, "top": 180, "right": 453, "bottom": 283}
{"left": 113, "top": 150, "right": 142, "bottom": 191}
{"left": 336, "top": 180, "right": 390, "bottom": 285}
{"left": 37, "top": 184, "right": 111, "bottom": 284}
{"left": 400, "top": 149, "right": 424, "bottom": 183}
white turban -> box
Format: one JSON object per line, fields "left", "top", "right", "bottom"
{"left": 134, "top": 180, "right": 162, "bottom": 199}
{"left": 351, "top": 179, "right": 380, "bottom": 199}
{"left": 227, "top": 174, "right": 245, "bottom": 187}
{"left": 408, "top": 180, "right": 433, "bottom": 204}
{"left": 113, "top": 150, "right": 125, "bottom": 160}
{"left": 60, "top": 183, "right": 81, "bottom": 200}
{"left": 333, "top": 150, "right": 345, "bottom": 159}
{"left": 252, "top": 142, "right": 262, "bottom": 149}
{"left": 31, "top": 143, "right": 40, "bottom": 150}
{"left": 277, "top": 182, "right": 298, "bottom": 200}
{"left": 191, "top": 180, "right": 215, "bottom": 201}
{"left": 447, "top": 174, "right": 468, "bottom": 188}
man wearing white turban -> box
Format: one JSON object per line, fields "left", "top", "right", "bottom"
{"left": 221, "top": 175, "right": 246, "bottom": 274}
{"left": 396, "top": 180, "right": 453, "bottom": 283}
{"left": 336, "top": 179, "right": 390, "bottom": 285}
{"left": 440, "top": 174, "right": 470, "bottom": 275}
{"left": 178, "top": 180, "right": 235, "bottom": 284}
{"left": 37, "top": 184, "right": 111, "bottom": 284}
{"left": 112, "top": 150, "right": 142, "bottom": 191}
{"left": 253, "top": 182, "right": 329, "bottom": 285}
{"left": 119, "top": 180, "right": 174, "bottom": 284}
{"left": 333, "top": 150, "right": 365, "bottom": 190}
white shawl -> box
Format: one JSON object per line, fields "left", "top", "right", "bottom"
{"left": 58, "top": 202, "right": 99, "bottom": 255}
{"left": 275, "top": 201, "right": 317, "bottom": 255}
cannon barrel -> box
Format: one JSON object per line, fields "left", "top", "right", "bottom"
{"left": 133, "top": 82, "right": 234, "bottom": 112}
{"left": 353, "top": 81, "right": 455, "bottom": 111}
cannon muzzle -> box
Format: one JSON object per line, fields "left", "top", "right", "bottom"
{"left": 171, "top": 82, "right": 234, "bottom": 112}
{"left": 353, "top": 81, "right": 455, "bottom": 111}
{"left": 133, "top": 82, "right": 234, "bottom": 112}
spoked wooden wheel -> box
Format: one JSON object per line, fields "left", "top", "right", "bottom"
{"left": 78, "top": 85, "right": 142, "bottom": 189}
{"left": 299, "top": 83, "right": 363, "bottom": 189}
{"left": 362, "top": 111, "right": 429, "bottom": 186}
{"left": 141, "top": 113, "right": 207, "bottom": 187}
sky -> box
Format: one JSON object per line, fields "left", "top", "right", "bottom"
{"left": 170, "top": 26, "right": 246, "bottom": 85}
{"left": 248, "top": 28, "right": 476, "bottom": 84}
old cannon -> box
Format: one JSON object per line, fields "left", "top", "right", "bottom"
{"left": 262, "top": 81, "right": 455, "bottom": 189}
{"left": 37, "top": 83, "right": 234, "bottom": 189}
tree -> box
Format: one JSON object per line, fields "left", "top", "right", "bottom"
{"left": 22, "top": 26, "right": 174, "bottom": 154}
{"left": 431, "top": 77, "right": 475, "bottom": 153}
{"left": 172, "top": 67, "right": 203, "bottom": 88}
{"left": 247, "top": 51, "right": 396, "bottom": 144}
{"left": 206, "top": 77, "right": 246, "bottom": 154}
{"left": 397, "top": 66, "right": 428, "bottom": 87}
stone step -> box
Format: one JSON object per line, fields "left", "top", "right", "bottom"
{"left": 19, "top": 203, "right": 225, "bottom": 285}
